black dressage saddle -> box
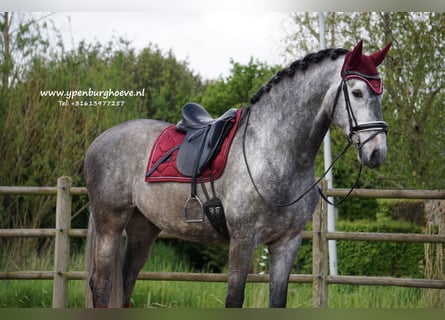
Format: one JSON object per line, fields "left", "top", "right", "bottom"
{"left": 175, "top": 103, "right": 236, "bottom": 237}
{"left": 176, "top": 103, "right": 237, "bottom": 177}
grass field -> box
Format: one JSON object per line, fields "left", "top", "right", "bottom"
{"left": 0, "top": 241, "right": 443, "bottom": 308}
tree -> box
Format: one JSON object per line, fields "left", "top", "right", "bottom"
{"left": 381, "top": 13, "right": 445, "bottom": 188}
{"left": 198, "top": 58, "right": 280, "bottom": 115}
{"left": 0, "top": 12, "right": 55, "bottom": 106}
{"left": 134, "top": 44, "right": 204, "bottom": 122}
{"left": 0, "top": 12, "right": 206, "bottom": 257}
{"left": 284, "top": 12, "right": 445, "bottom": 190}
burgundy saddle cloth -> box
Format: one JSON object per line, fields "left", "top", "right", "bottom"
{"left": 145, "top": 109, "right": 242, "bottom": 183}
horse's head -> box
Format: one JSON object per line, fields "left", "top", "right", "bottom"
{"left": 332, "top": 40, "right": 391, "bottom": 169}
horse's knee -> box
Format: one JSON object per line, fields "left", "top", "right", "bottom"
{"left": 225, "top": 262, "right": 251, "bottom": 307}
{"left": 225, "top": 240, "right": 255, "bottom": 308}
{"left": 225, "top": 293, "right": 244, "bottom": 308}
{"left": 226, "top": 277, "right": 246, "bottom": 308}
{"left": 270, "top": 298, "right": 287, "bottom": 308}
{"left": 267, "top": 235, "right": 302, "bottom": 308}
{"left": 269, "top": 281, "right": 288, "bottom": 307}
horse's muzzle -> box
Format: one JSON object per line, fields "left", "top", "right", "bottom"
{"left": 358, "top": 133, "right": 387, "bottom": 169}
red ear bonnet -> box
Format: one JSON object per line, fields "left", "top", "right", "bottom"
{"left": 341, "top": 40, "right": 392, "bottom": 95}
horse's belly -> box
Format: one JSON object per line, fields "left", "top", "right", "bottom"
{"left": 135, "top": 183, "right": 228, "bottom": 243}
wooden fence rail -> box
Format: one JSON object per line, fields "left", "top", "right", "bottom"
{"left": 0, "top": 176, "right": 444, "bottom": 308}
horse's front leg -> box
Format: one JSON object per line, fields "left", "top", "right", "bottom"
{"left": 225, "top": 238, "right": 256, "bottom": 307}
{"left": 268, "top": 233, "right": 302, "bottom": 308}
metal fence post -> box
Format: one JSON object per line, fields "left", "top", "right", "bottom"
{"left": 52, "top": 176, "right": 72, "bottom": 308}
{"left": 312, "top": 180, "right": 328, "bottom": 307}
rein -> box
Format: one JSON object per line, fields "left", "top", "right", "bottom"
{"left": 242, "top": 78, "right": 387, "bottom": 208}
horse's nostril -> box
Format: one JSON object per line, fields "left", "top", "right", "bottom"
{"left": 371, "top": 149, "right": 380, "bottom": 162}
{"left": 368, "top": 149, "right": 383, "bottom": 168}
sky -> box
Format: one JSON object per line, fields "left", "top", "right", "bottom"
{"left": 55, "top": 12, "right": 295, "bottom": 80}
{"left": 14, "top": 0, "right": 445, "bottom": 79}
{"left": 11, "top": 0, "right": 443, "bottom": 79}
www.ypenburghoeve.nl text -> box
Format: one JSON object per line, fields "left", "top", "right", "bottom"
{"left": 40, "top": 88, "right": 145, "bottom": 100}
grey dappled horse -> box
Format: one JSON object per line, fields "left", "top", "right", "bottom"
{"left": 84, "top": 40, "right": 391, "bottom": 308}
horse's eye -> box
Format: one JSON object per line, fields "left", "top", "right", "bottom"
{"left": 352, "top": 89, "right": 363, "bottom": 98}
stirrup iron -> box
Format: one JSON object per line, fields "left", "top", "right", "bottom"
{"left": 183, "top": 195, "right": 205, "bottom": 223}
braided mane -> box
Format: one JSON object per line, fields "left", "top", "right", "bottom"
{"left": 249, "top": 48, "right": 348, "bottom": 105}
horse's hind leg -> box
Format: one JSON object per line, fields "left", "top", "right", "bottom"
{"left": 122, "top": 209, "right": 161, "bottom": 307}
{"left": 268, "top": 234, "right": 302, "bottom": 307}
{"left": 88, "top": 204, "right": 132, "bottom": 308}
{"left": 91, "top": 227, "right": 125, "bottom": 308}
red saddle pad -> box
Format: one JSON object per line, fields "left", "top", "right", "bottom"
{"left": 145, "top": 109, "right": 242, "bottom": 183}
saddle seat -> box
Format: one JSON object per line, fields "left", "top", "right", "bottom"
{"left": 177, "top": 102, "right": 236, "bottom": 131}
{"left": 176, "top": 103, "right": 237, "bottom": 177}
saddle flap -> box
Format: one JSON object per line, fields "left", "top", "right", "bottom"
{"left": 176, "top": 107, "right": 237, "bottom": 178}
{"left": 176, "top": 127, "right": 209, "bottom": 177}
{"left": 207, "top": 119, "right": 230, "bottom": 148}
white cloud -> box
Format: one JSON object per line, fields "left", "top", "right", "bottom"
{"left": 56, "top": 12, "right": 291, "bottom": 79}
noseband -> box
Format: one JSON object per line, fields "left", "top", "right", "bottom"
{"left": 333, "top": 78, "right": 388, "bottom": 150}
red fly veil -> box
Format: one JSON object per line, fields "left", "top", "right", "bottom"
{"left": 341, "top": 40, "right": 391, "bottom": 95}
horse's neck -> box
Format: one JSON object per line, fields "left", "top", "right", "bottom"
{"left": 238, "top": 59, "right": 341, "bottom": 203}
{"left": 248, "top": 71, "right": 335, "bottom": 170}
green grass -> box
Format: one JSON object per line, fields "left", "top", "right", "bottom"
{"left": 1, "top": 279, "right": 437, "bottom": 308}
{"left": 0, "top": 241, "right": 442, "bottom": 308}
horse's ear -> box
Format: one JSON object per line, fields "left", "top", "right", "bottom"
{"left": 348, "top": 40, "right": 364, "bottom": 68}
{"left": 370, "top": 42, "right": 392, "bottom": 67}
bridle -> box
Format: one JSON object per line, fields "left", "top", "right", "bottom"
{"left": 335, "top": 75, "right": 388, "bottom": 149}
{"left": 242, "top": 76, "right": 388, "bottom": 208}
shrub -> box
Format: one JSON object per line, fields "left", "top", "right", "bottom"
{"left": 293, "top": 220, "right": 424, "bottom": 278}
{"left": 387, "top": 201, "right": 425, "bottom": 225}
{"left": 337, "top": 220, "right": 424, "bottom": 278}
{"left": 162, "top": 239, "right": 229, "bottom": 273}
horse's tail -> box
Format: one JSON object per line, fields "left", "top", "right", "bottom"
{"left": 85, "top": 212, "right": 95, "bottom": 308}
{"left": 85, "top": 210, "right": 124, "bottom": 308}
